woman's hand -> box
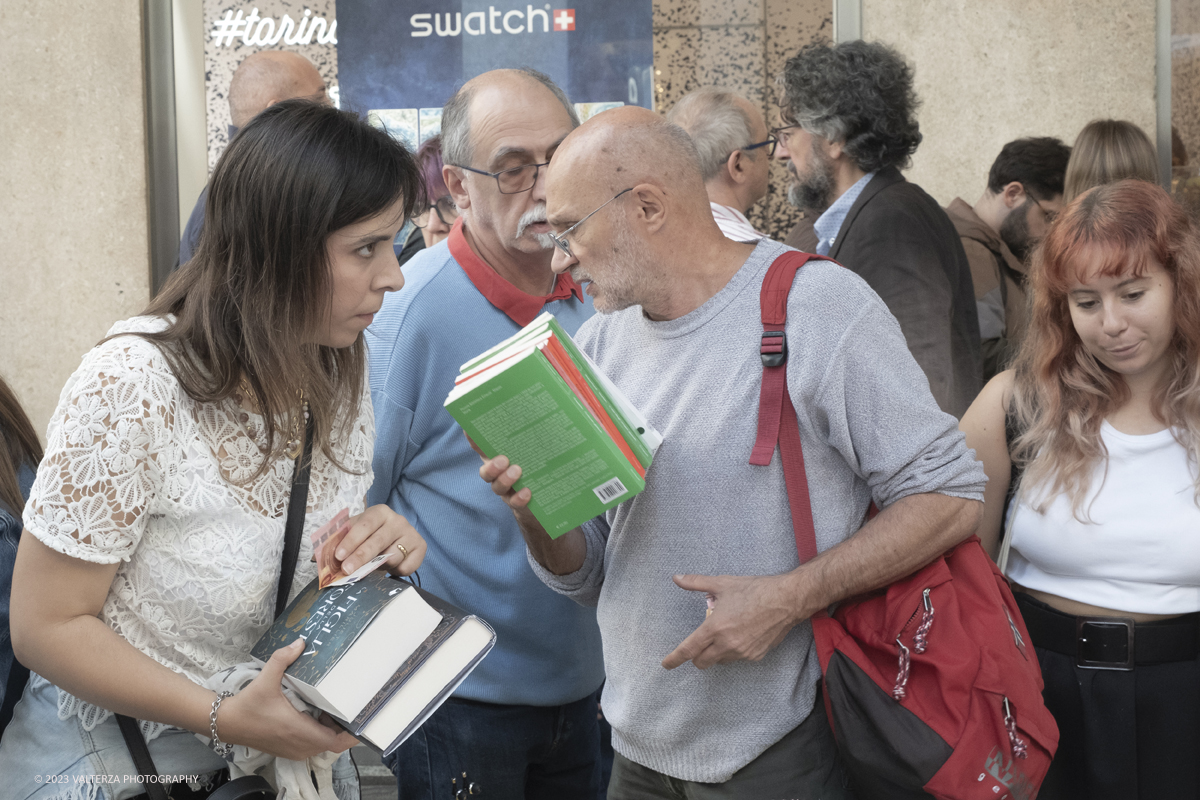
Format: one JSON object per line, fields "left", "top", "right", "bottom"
{"left": 336, "top": 504, "right": 426, "bottom": 576}
{"left": 218, "top": 639, "right": 359, "bottom": 760}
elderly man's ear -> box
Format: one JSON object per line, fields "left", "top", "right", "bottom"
{"left": 628, "top": 184, "right": 668, "bottom": 234}
{"left": 725, "top": 150, "right": 751, "bottom": 185}
{"left": 443, "top": 165, "right": 471, "bottom": 211}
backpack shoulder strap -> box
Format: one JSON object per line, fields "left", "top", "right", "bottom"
{"left": 749, "top": 250, "right": 833, "bottom": 563}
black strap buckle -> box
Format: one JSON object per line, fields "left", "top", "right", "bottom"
{"left": 1076, "top": 616, "right": 1135, "bottom": 671}
{"left": 760, "top": 331, "right": 787, "bottom": 368}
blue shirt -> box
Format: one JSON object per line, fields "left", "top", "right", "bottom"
{"left": 814, "top": 171, "right": 876, "bottom": 256}
{"left": 365, "top": 221, "right": 605, "bottom": 706}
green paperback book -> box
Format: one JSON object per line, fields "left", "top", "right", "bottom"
{"left": 445, "top": 323, "right": 660, "bottom": 537}
{"left": 459, "top": 312, "right": 662, "bottom": 469}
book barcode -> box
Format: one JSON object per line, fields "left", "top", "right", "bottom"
{"left": 593, "top": 477, "right": 628, "bottom": 503}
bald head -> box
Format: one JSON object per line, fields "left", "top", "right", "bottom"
{"left": 228, "top": 51, "right": 326, "bottom": 128}
{"left": 546, "top": 107, "right": 753, "bottom": 319}
{"left": 549, "top": 106, "right": 709, "bottom": 217}
{"left": 441, "top": 67, "right": 579, "bottom": 168}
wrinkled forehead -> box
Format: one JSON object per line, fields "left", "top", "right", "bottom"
{"left": 467, "top": 83, "right": 575, "bottom": 167}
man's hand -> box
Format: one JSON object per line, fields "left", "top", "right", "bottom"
{"left": 662, "top": 572, "right": 814, "bottom": 670}
{"left": 476, "top": 447, "right": 587, "bottom": 575}
{"left": 479, "top": 453, "right": 536, "bottom": 515}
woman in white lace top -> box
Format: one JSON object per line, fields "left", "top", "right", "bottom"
{"left": 0, "top": 101, "right": 428, "bottom": 797}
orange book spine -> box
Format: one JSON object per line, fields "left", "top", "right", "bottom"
{"left": 542, "top": 336, "right": 645, "bottom": 479}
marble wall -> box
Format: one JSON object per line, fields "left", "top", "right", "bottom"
{"left": 203, "top": 0, "right": 339, "bottom": 170}
{"left": 862, "top": 0, "right": 1158, "bottom": 207}
{"left": 1172, "top": 0, "right": 1200, "bottom": 215}
{"left": 653, "top": 0, "right": 832, "bottom": 239}
{"left": 0, "top": 0, "right": 152, "bottom": 435}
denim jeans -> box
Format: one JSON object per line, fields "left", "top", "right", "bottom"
{"left": 0, "top": 674, "right": 358, "bottom": 800}
{"left": 385, "top": 689, "right": 604, "bottom": 800}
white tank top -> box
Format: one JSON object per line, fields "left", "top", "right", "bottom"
{"left": 1007, "top": 421, "right": 1200, "bottom": 615}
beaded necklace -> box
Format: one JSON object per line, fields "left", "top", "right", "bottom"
{"left": 234, "top": 378, "right": 310, "bottom": 459}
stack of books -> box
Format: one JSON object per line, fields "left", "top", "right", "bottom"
{"left": 444, "top": 312, "right": 662, "bottom": 537}
{"left": 251, "top": 572, "right": 495, "bottom": 756}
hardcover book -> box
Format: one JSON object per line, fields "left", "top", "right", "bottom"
{"left": 445, "top": 313, "right": 662, "bottom": 537}
{"left": 251, "top": 572, "right": 496, "bottom": 755}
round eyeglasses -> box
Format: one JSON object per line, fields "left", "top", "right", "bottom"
{"left": 771, "top": 125, "right": 801, "bottom": 148}
{"left": 412, "top": 195, "right": 458, "bottom": 228}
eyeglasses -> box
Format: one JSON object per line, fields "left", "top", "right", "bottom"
{"left": 771, "top": 125, "right": 801, "bottom": 147}
{"left": 412, "top": 195, "right": 458, "bottom": 228}
{"left": 740, "top": 136, "right": 778, "bottom": 158}
{"left": 1028, "top": 191, "right": 1059, "bottom": 224}
{"left": 451, "top": 161, "right": 550, "bottom": 194}
{"left": 548, "top": 188, "right": 634, "bottom": 259}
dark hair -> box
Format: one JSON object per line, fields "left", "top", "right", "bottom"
{"left": 780, "top": 40, "right": 922, "bottom": 173}
{"left": 416, "top": 135, "right": 448, "bottom": 203}
{"left": 986, "top": 137, "right": 1072, "bottom": 200}
{"left": 0, "top": 375, "right": 42, "bottom": 516}
{"left": 142, "top": 100, "right": 421, "bottom": 477}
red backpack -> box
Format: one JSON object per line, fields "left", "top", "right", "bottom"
{"left": 751, "top": 251, "right": 1058, "bottom": 800}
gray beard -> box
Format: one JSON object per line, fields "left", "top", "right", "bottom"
{"left": 788, "top": 180, "right": 833, "bottom": 213}
{"left": 785, "top": 145, "right": 836, "bottom": 212}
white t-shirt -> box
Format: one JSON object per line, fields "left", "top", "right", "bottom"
{"left": 23, "top": 316, "right": 374, "bottom": 732}
{"left": 1007, "top": 421, "right": 1200, "bottom": 615}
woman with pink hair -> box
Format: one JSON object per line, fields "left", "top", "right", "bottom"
{"left": 961, "top": 179, "right": 1200, "bottom": 797}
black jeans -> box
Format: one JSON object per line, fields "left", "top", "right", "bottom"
{"left": 606, "top": 693, "right": 855, "bottom": 800}
{"left": 385, "top": 689, "right": 604, "bottom": 800}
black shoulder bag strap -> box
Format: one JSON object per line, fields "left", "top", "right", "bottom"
{"left": 117, "top": 417, "right": 314, "bottom": 799}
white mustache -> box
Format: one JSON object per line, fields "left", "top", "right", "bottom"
{"left": 516, "top": 204, "right": 548, "bottom": 238}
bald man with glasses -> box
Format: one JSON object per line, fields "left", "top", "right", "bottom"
{"left": 479, "top": 106, "right": 985, "bottom": 799}
{"left": 365, "top": 68, "right": 604, "bottom": 800}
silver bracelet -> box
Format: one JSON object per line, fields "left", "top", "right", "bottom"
{"left": 210, "top": 690, "right": 235, "bottom": 757}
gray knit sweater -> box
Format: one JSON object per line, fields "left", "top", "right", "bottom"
{"left": 528, "top": 238, "right": 986, "bottom": 782}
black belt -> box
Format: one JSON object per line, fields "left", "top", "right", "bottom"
{"left": 1015, "top": 592, "right": 1200, "bottom": 671}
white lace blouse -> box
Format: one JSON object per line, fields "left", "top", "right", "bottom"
{"left": 22, "top": 316, "right": 374, "bottom": 732}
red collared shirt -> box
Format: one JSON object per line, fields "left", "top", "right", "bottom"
{"left": 447, "top": 218, "right": 585, "bottom": 327}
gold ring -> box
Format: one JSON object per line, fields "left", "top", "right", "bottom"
{"left": 395, "top": 542, "right": 409, "bottom": 560}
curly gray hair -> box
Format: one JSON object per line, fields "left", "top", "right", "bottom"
{"left": 780, "top": 40, "right": 922, "bottom": 173}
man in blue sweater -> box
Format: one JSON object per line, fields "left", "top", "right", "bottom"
{"left": 366, "top": 68, "right": 603, "bottom": 799}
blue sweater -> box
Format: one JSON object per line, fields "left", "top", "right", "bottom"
{"left": 365, "top": 237, "right": 604, "bottom": 706}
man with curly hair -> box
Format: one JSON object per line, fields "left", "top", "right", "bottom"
{"left": 777, "top": 41, "right": 981, "bottom": 418}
